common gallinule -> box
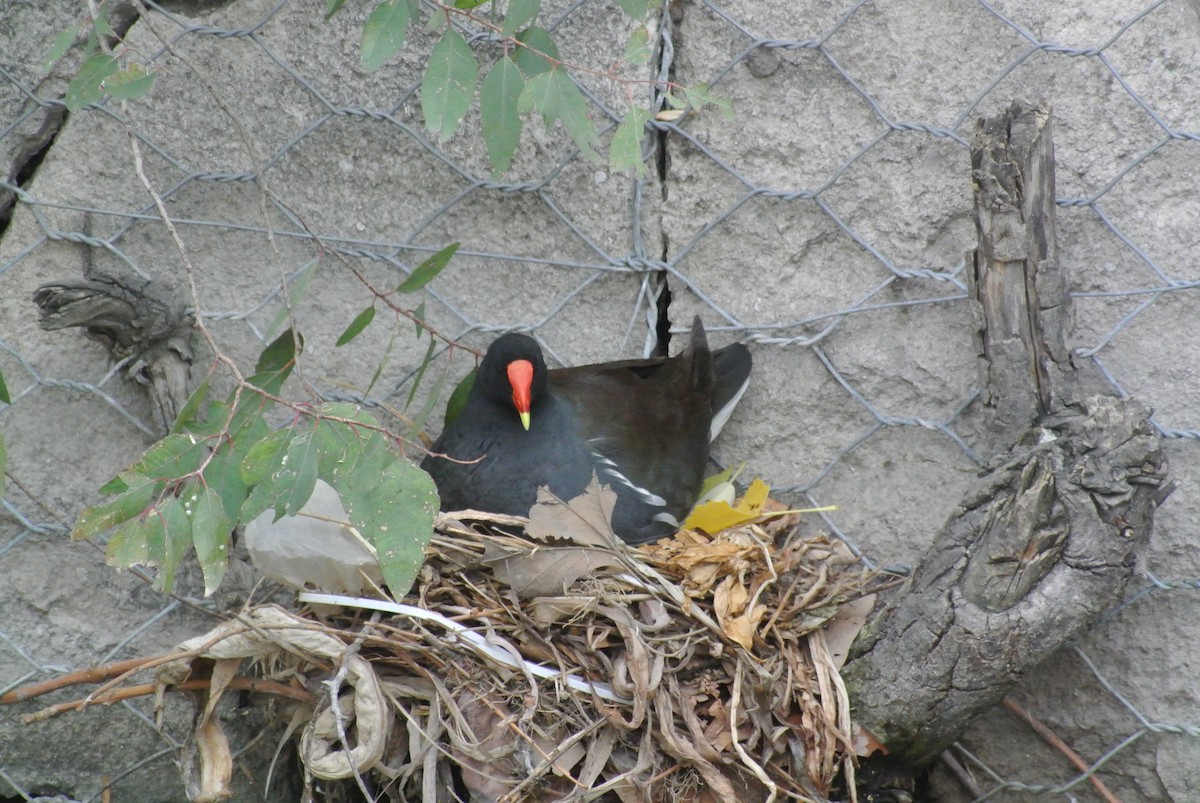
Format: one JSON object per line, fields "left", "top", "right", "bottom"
{"left": 421, "top": 317, "right": 752, "bottom": 544}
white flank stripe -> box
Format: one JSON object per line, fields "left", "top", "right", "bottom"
{"left": 710, "top": 376, "right": 751, "bottom": 440}
{"left": 597, "top": 459, "right": 668, "bottom": 507}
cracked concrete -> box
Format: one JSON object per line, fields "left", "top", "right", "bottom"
{"left": 1, "top": 0, "right": 1198, "bottom": 800}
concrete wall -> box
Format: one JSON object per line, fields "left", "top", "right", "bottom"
{"left": 1, "top": 0, "right": 1197, "bottom": 799}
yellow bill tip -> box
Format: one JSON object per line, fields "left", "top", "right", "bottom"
{"left": 519, "top": 411, "right": 531, "bottom": 431}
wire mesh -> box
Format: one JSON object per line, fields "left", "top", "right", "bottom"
{"left": 0, "top": 0, "right": 1197, "bottom": 799}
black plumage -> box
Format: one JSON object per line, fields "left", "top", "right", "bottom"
{"left": 421, "top": 317, "right": 752, "bottom": 543}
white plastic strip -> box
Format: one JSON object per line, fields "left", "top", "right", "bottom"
{"left": 298, "top": 592, "right": 629, "bottom": 704}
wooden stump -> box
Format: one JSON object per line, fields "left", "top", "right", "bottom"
{"left": 841, "top": 100, "right": 1172, "bottom": 772}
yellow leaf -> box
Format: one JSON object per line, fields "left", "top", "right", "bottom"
{"left": 697, "top": 462, "right": 744, "bottom": 500}
{"left": 683, "top": 477, "right": 770, "bottom": 533}
{"left": 682, "top": 500, "right": 758, "bottom": 533}
{"left": 734, "top": 477, "right": 769, "bottom": 515}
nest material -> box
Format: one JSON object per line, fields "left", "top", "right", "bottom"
{"left": 164, "top": 508, "right": 878, "bottom": 802}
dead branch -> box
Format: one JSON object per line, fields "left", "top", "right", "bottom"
{"left": 841, "top": 100, "right": 1172, "bottom": 772}
{"left": 33, "top": 271, "right": 193, "bottom": 433}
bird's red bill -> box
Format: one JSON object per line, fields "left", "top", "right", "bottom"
{"left": 507, "top": 359, "right": 534, "bottom": 430}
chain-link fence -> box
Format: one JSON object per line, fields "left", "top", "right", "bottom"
{"left": 1, "top": 0, "right": 1198, "bottom": 799}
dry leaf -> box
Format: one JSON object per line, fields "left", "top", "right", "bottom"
{"left": 702, "top": 698, "right": 734, "bottom": 752}
{"left": 526, "top": 475, "right": 621, "bottom": 548}
{"left": 526, "top": 596, "right": 593, "bottom": 626}
{"left": 538, "top": 738, "right": 587, "bottom": 780}
{"left": 759, "top": 496, "right": 801, "bottom": 536}
{"left": 482, "top": 541, "right": 624, "bottom": 597}
{"left": 851, "top": 722, "right": 889, "bottom": 757}
{"left": 822, "top": 594, "right": 876, "bottom": 669}
{"left": 453, "top": 691, "right": 519, "bottom": 801}
{"left": 184, "top": 715, "right": 233, "bottom": 803}
{"left": 244, "top": 479, "right": 383, "bottom": 595}
{"left": 713, "top": 576, "right": 765, "bottom": 650}
{"left": 200, "top": 658, "right": 241, "bottom": 728}
{"left": 714, "top": 575, "right": 749, "bottom": 619}
{"left": 672, "top": 540, "right": 753, "bottom": 573}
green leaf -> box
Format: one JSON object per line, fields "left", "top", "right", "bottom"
{"left": 444, "top": 368, "right": 476, "bottom": 427}
{"left": 405, "top": 337, "right": 438, "bottom": 409}
{"left": 396, "top": 243, "right": 459, "bottom": 293}
{"left": 65, "top": 53, "right": 118, "bottom": 110}
{"left": 203, "top": 439, "right": 253, "bottom": 523}
{"left": 99, "top": 474, "right": 130, "bottom": 496}
{"left": 239, "top": 427, "right": 292, "bottom": 486}
{"left": 80, "top": 27, "right": 99, "bottom": 62}
{"left": 361, "top": 0, "right": 414, "bottom": 72}
{"left": 180, "top": 397, "right": 230, "bottom": 438}
{"left": 610, "top": 106, "right": 652, "bottom": 177}
{"left": 327, "top": 434, "right": 438, "bottom": 596}
{"left": 337, "top": 305, "right": 377, "bottom": 347}
{"left": 92, "top": 3, "right": 116, "bottom": 38}
{"left": 413, "top": 300, "right": 426, "bottom": 338}
{"left": 407, "top": 356, "right": 449, "bottom": 441}
{"left": 45, "top": 25, "right": 80, "bottom": 70}
{"left": 623, "top": 26, "right": 651, "bottom": 66}
{"left": 224, "top": 390, "right": 274, "bottom": 446}
{"left": 77, "top": 431, "right": 216, "bottom": 540}
{"left": 256, "top": 328, "right": 302, "bottom": 376}
{"left": 502, "top": 0, "right": 540, "bottom": 37}
{"left": 325, "top": 0, "right": 348, "bottom": 20}
{"left": 312, "top": 404, "right": 379, "bottom": 471}
{"left": 103, "top": 63, "right": 155, "bottom": 101}
{"left": 106, "top": 512, "right": 162, "bottom": 569}
{"left": 133, "top": 433, "right": 209, "bottom": 479}
{"left": 454, "top": 0, "right": 490, "bottom": 8}
{"left": 480, "top": 57, "right": 524, "bottom": 175}
{"left": 422, "top": 29, "right": 479, "bottom": 143}
{"left": 73, "top": 472, "right": 160, "bottom": 540}
{"left": 189, "top": 483, "right": 233, "bottom": 595}
{"left": 514, "top": 27, "right": 560, "bottom": 77}
{"left": 681, "top": 82, "right": 734, "bottom": 121}
{"left": 518, "top": 69, "right": 599, "bottom": 162}
{"left": 422, "top": 11, "right": 446, "bottom": 35}
{"left": 265, "top": 261, "right": 318, "bottom": 340}
{"left": 156, "top": 496, "right": 193, "bottom": 593}
{"left": 241, "top": 423, "right": 320, "bottom": 521}
{"left": 0, "top": 367, "right": 9, "bottom": 404}
{"left": 240, "top": 437, "right": 311, "bottom": 522}
{"left": 364, "top": 324, "right": 398, "bottom": 398}
{"left": 169, "top": 375, "right": 211, "bottom": 435}
{"left": 614, "top": 0, "right": 654, "bottom": 18}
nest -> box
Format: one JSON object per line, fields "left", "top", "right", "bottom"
{"left": 156, "top": 494, "right": 881, "bottom": 803}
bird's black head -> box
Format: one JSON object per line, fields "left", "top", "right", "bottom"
{"left": 477, "top": 333, "right": 549, "bottom": 427}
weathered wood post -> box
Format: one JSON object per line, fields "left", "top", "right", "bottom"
{"left": 841, "top": 101, "right": 1170, "bottom": 776}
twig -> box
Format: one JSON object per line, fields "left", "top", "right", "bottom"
{"left": 1002, "top": 697, "right": 1123, "bottom": 803}
{"left": 22, "top": 677, "right": 314, "bottom": 723}
{"left": 1, "top": 654, "right": 169, "bottom": 704}
{"left": 938, "top": 748, "right": 984, "bottom": 799}
{"left": 129, "top": 0, "right": 322, "bottom": 402}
